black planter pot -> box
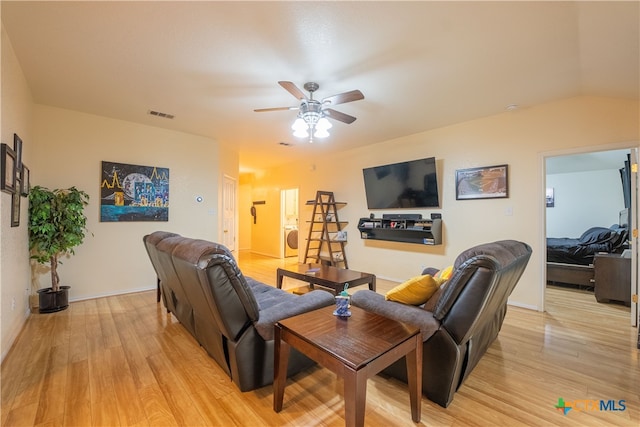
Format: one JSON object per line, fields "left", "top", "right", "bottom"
{"left": 37, "top": 286, "right": 71, "bottom": 313}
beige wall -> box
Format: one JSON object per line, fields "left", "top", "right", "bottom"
{"left": 248, "top": 175, "right": 283, "bottom": 257}
{"left": 247, "top": 96, "right": 639, "bottom": 311}
{"left": 238, "top": 174, "right": 253, "bottom": 251}
{"left": 1, "top": 25, "right": 33, "bottom": 360}
{"left": 29, "top": 105, "right": 235, "bottom": 302}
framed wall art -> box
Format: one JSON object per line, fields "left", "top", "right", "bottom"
{"left": 1, "top": 143, "right": 17, "bottom": 194}
{"left": 100, "top": 161, "right": 169, "bottom": 222}
{"left": 11, "top": 180, "right": 20, "bottom": 227}
{"left": 21, "top": 165, "right": 30, "bottom": 196}
{"left": 546, "top": 188, "right": 555, "bottom": 207}
{"left": 455, "top": 164, "right": 508, "bottom": 200}
{"left": 13, "top": 133, "right": 23, "bottom": 170}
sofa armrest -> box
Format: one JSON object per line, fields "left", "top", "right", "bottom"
{"left": 350, "top": 290, "right": 441, "bottom": 341}
{"left": 254, "top": 290, "right": 334, "bottom": 340}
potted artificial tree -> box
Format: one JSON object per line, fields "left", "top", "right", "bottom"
{"left": 28, "top": 185, "right": 90, "bottom": 313}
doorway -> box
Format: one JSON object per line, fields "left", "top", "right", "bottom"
{"left": 543, "top": 147, "right": 637, "bottom": 328}
{"left": 281, "top": 188, "right": 299, "bottom": 258}
{"left": 222, "top": 175, "right": 237, "bottom": 252}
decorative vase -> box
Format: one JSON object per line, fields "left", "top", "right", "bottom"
{"left": 37, "top": 286, "right": 71, "bottom": 313}
{"left": 333, "top": 295, "right": 351, "bottom": 317}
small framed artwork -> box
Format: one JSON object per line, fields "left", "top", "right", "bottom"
{"left": 546, "top": 188, "right": 555, "bottom": 207}
{"left": 1, "top": 143, "right": 17, "bottom": 194}
{"left": 21, "top": 164, "right": 30, "bottom": 197}
{"left": 11, "top": 180, "right": 21, "bottom": 227}
{"left": 13, "top": 133, "right": 23, "bottom": 170}
{"left": 455, "top": 164, "right": 509, "bottom": 200}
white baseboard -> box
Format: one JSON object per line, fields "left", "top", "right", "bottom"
{"left": 507, "top": 300, "right": 540, "bottom": 311}
{"left": 68, "top": 286, "right": 156, "bottom": 302}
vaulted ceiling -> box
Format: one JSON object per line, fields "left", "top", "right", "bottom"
{"left": 2, "top": 1, "right": 638, "bottom": 172}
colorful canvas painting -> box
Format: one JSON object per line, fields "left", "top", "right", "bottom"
{"left": 455, "top": 164, "right": 508, "bottom": 200}
{"left": 101, "top": 161, "right": 169, "bottom": 222}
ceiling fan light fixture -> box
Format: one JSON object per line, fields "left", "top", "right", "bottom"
{"left": 293, "top": 128, "right": 309, "bottom": 138}
{"left": 314, "top": 127, "right": 330, "bottom": 138}
{"left": 292, "top": 108, "right": 331, "bottom": 140}
{"left": 292, "top": 117, "right": 309, "bottom": 137}
{"left": 258, "top": 81, "right": 363, "bottom": 141}
{"left": 292, "top": 117, "right": 307, "bottom": 132}
{"left": 316, "top": 117, "right": 332, "bottom": 131}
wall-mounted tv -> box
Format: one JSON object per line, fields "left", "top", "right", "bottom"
{"left": 363, "top": 157, "right": 439, "bottom": 209}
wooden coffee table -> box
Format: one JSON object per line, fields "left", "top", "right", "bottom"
{"left": 273, "top": 305, "right": 422, "bottom": 427}
{"left": 276, "top": 263, "right": 376, "bottom": 295}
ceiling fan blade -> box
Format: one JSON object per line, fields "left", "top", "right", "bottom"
{"left": 322, "top": 90, "right": 364, "bottom": 106}
{"left": 324, "top": 108, "right": 357, "bottom": 124}
{"left": 278, "top": 81, "right": 307, "bottom": 101}
{"left": 254, "top": 106, "right": 299, "bottom": 113}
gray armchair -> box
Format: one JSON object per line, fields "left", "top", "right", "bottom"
{"left": 351, "top": 240, "right": 532, "bottom": 407}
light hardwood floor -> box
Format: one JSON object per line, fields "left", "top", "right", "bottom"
{"left": 2, "top": 251, "right": 638, "bottom": 426}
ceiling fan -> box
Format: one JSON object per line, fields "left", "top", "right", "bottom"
{"left": 254, "top": 81, "right": 364, "bottom": 141}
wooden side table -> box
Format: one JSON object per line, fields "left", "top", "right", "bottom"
{"left": 274, "top": 305, "right": 421, "bottom": 427}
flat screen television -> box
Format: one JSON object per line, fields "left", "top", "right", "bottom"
{"left": 363, "top": 157, "right": 439, "bottom": 209}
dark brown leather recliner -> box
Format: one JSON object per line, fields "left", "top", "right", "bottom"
{"left": 142, "top": 231, "right": 181, "bottom": 304}
{"left": 351, "top": 240, "right": 532, "bottom": 407}
{"left": 143, "top": 231, "right": 334, "bottom": 391}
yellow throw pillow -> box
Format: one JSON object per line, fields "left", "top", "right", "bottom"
{"left": 436, "top": 265, "right": 454, "bottom": 281}
{"left": 385, "top": 274, "right": 444, "bottom": 305}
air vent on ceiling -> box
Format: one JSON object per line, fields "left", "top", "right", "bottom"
{"left": 148, "top": 110, "right": 175, "bottom": 119}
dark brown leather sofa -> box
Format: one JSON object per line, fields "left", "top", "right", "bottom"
{"left": 351, "top": 240, "right": 532, "bottom": 407}
{"left": 143, "top": 231, "right": 334, "bottom": 391}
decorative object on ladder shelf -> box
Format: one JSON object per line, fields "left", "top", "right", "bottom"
{"left": 303, "top": 191, "right": 348, "bottom": 268}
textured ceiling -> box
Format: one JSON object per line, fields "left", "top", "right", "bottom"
{"left": 2, "top": 1, "right": 638, "bottom": 172}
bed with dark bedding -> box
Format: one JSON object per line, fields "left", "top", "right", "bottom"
{"left": 547, "top": 215, "right": 628, "bottom": 288}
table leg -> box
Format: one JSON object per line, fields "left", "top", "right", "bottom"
{"left": 343, "top": 368, "right": 367, "bottom": 427}
{"left": 276, "top": 269, "right": 284, "bottom": 289}
{"left": 273, "top": 325, "right": 290, "bottom": 412}
{"left": 369, "top": 276, "right": 376, "bottom": 292}
{"left": 405, "top": 335, "right": 422, "bottom": 422}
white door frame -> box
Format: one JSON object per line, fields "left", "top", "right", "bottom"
{"left": 540, "top": 142, "right": 639, "bottom": 327}
{"left": 222, "top": 175, "right": 237, "bottom": 252}
{"left": 630, "top": 148, "right": 638, "bottom": 327}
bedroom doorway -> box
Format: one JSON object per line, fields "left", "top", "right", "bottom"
{"left": 543, "top": 146, "right": 638, "bottom": 329}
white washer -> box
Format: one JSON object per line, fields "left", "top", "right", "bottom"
{"left": 284, "top": 226, "right": 298, "bottom": 257}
